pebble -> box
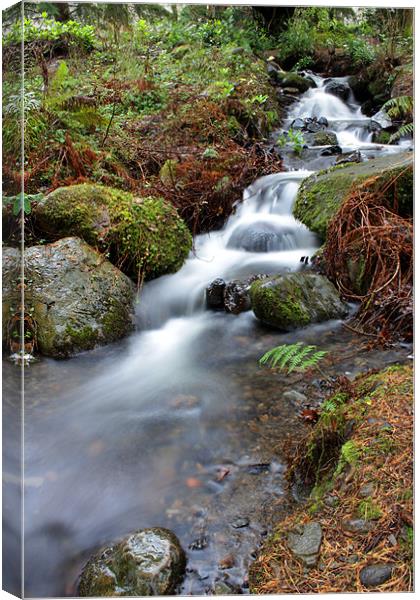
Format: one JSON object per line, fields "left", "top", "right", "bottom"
{"left": 359, "top": 564, "right": 393, "bottom": 587}
{"left": 283, "top": 390, "right": 307, "bottom": 406}
{"left": 342, "top": 518, "right": 373, "bottom": 534}
{"left": 230, "top": 516, "right": 249, "bottom": 529}
{"left": 359, "top": 482, "right": 375, "bottom": 498}
{"left": 287, "top": 522, "right": 323, "bottom": 568}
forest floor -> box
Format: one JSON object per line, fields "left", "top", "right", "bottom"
{"left": 249, "top": 363, "right": 413, "bottom": 593}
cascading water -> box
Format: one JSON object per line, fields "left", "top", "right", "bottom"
{"left": 8, "top": 74, "right": 410, "bottom": 597}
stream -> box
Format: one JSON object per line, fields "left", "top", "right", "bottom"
{"left": 3, "top": 74, "right": 412, "bottom": 597}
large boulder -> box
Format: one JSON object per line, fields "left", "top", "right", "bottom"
{"left": 34, "top": 184, "right": 192, "bottom": 280}
{"left": 2, "top": 248, "right": 21, "bottom": 350}
{"left": 250, "top": 273, "right": 348, "bottom": 330}
{"left": 21, "top": 237, "right": 135, "bottom": 358}
{"left": 293, "top": 152, "right": 413, "bottom": 240}
{"left": 78, "top": 528, "right": 186, "bottom": 596}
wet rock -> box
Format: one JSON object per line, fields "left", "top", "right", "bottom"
{"left": 227, "top": 220, "right": 298, "bottom": 253}
{"left": 230, "top": 516, "right": 249, "bottom": 529}
{"left": 324, "top": 81, "right": 350, "bottom": 101}
{"left": 320, "top": 145, "right": 342, "bottom": 156}
{"left": 78, "top": 527, "right": 186, "bottom": 596}
{"left": 335, "top": 150, "right": 363, "bottom": 165}
{"left": 278, "top": 73, "right": 312, "bottom": 93}
{"left": 371, "top": 110, "right": 393, "bottom": 130}
{"left": 22, "top": 237, "right": 135, "bottom": 358}
{"left": 359, "top": 564, "right": 393, "bottom": 588}
{"left": 287, "top": 522, "right": 322, "bottom": 568}
{"left": 213, "top": 581, "right": 234, "bottom": 595}
{"left": 305, "top": 120, "right": 322, "bottom": 133}
{"left": 189, "top": 536, "right": 208, "bottom": 551}
{"left": 313, "top": 131, "right": 338, "bottom": 146}
{"left": 283, "top": 390, "right": 307, "bottom": 406}
{"left": 250, "top": 273, "right": 348, "bottom": 331}
{"left": 206, "top": 278, "right": 226, "bottom": 309}
{"left": 318, "top": 116, "right": 329, "bottom": 127}
{"left": 291, "top": 118, "right": 305, "bottom": 130}
{"left": 224, "top": 280, "right": 252, "bottom": 314}
{"left": 282, "top": 87, "right": 300, "bottom": 95}
{"left": 342, "top": 518, "right": 374, "bottom": 535}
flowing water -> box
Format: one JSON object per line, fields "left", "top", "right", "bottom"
{"left": 3, "top": 74, "right": 412, "bottom": 597}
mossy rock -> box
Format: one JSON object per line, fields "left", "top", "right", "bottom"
{"left": 34, "top": 184, "right": 192, "bottom": 280}
{"left": 278, "top": 72, "right": 312, "bottom": 93}
{"left": 78, "top": 527, "right": 186, "bottom": 597}
{"left": 250, "top": 273, "right": 348, "bottom": 331}
{"left": 312, "top": 131, "right": 338, "bottom": 146}
{"left": 22, "top": 237, "right": 135, "bottom": 358}
{"left": 2, "top": 247, "right": 21, "bottom": 346}
{"left": 293, "top": 152, "right": 413, "bottom": 240}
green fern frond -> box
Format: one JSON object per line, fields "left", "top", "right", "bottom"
{"left": 259, "top": 342, "right": 328, "bottom": 374}
{"left": 382, "top": 95, "right": 413, "bottom": 119}
{"left": 390, "top": 122, "right": 414, "bottom": 143}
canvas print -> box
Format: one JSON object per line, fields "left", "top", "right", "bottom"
{"left": 2, "top": 1, "right": 414, "bottom": 597}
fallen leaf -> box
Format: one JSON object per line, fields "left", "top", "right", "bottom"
{"left": 185, "top": 477, "right": 202, "bottom": 489}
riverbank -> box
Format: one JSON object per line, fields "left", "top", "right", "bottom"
{"left": 249, "top": 363, "right": 413, "bottom": 593}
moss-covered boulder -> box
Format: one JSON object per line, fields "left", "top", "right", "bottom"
{"left": 22, "top": 237, "right": 135, "bottom": 358}
{"left": 312, "top": 131, "right": 338, "bottom": 146}
{"left": 293, "top": 152, "right": 413, "bottom": 240}
{"left": 78, "top": 528, "right": 186, "bottom": 596}
{"left": 277, "top": 72, "right": 313, "bottom": 93}
{"left": 34, "top": 184, "right": 192, "bottom": 280}
{"left": 250, "top": 273, "right": 348, "bottom": 330}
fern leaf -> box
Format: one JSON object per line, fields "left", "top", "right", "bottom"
{"left": 390, "top": 122, "right": 413, "bottom": 143}
{"left": 299, "top": 350, "right": 328, "bottom": 371}
{"left": 287, "top": 344, "right": 315, "bottom": 373}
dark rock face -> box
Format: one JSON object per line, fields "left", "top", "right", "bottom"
{"left": 206, "top": 278, "right": 226, "bottom": 309}
{"left": 324, "top": 81, "right": 351, "bottom": 101}
{"left": 78, "top": 528, "right": 186, "bottom": 597}
{"left": 21, "top": 237, "right": 135, "bottom": 358}
{"left": 320, "top": 145, "right": 342, "bottom": 156}
{"left": 2, "top": 248, "right": 21, "bottom": 349}
{"left": 359, "top": 564, "right": 393, "bottom": 588}
{"left": 250, "top": 273, "right": 348, "bottom": 330}
{"left": 224, "top": 280, "right": 252, "bottom": 314}
{"left": 206, "top": 275, "right": 267, "bottom": 314}
{"left": 287, "top": 522, "right": 323, "bottom": 567}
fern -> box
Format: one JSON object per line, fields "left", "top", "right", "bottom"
{"left": 382, "top": 95, "right": 413, "bottom": 119}
{"left": 390, "top": 122, "right": 413, "bottom": 143}
{"left": 259, "top": 342, "right": 328, "bottom": 374}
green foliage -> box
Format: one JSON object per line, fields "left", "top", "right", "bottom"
{"left": 334, "top": 440, "right": 360, "bottom": 476}
{"left": 4, "top": 14, "right": 96, "bottom": 50}
{"left": 382, "top": 96, "right": 413, "bottom": 142}
{"left": 259, "top": 342, "right": 328, "bottom": 374}
{"left": 358, "top": 497, "right": 383, "bottom": 520}
{"left": 277, "top": 129, "right": 305, "bottom": 156}
{"left": 3, "top": 193, "right": 44, "bottom": 216}
{"left": 344, "top": 38, "right": 376, "bottom": 66}
{"left": 2, "top": 86, "right": 47, "bottom": 155}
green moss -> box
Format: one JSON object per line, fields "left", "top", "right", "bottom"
{"left": 64, "top": 324, "right": 99, "bottom": 350}
{"left": 293, "top": 152, "right": 413, "bottom": 240}
{"left": 250, "top": 278, "right": 311, "bottom": 329}
{"left": 35, "top": 184, "right": 192, "bottom": 280}
{"left": 313, "top": 131, "right": 338, "bottom": 146}
{"left": 358, "top": 497, "right": 382, "bottom": 520}
{"left": 278, "top": 72, "right": 312, "bottom": 93}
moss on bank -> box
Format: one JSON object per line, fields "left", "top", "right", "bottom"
{"left": 249, "top": 363, "right": 413, "bottom": 593}
{"left": 293, "top": 152, "right": 413, "bottom": 240}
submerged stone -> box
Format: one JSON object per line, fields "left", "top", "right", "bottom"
{"left": 78, "top": 527, "right": 186, "bottom": 596}
{"left": 250, "top": 273, "right": 348, "bottom": 330}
